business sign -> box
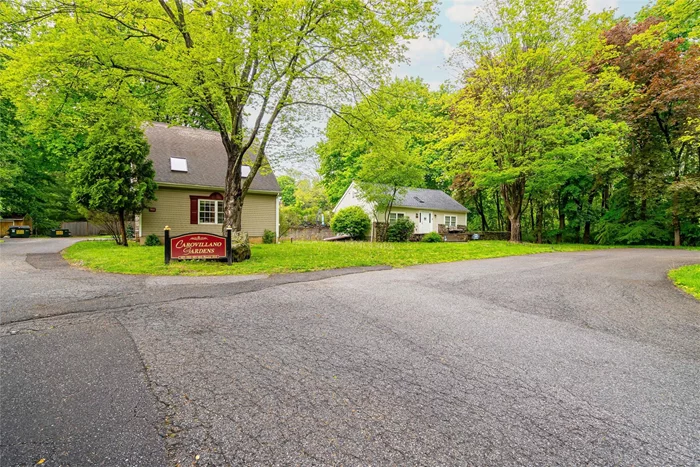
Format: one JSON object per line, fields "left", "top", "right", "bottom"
{"left": 164, "top": 229, "right": 232, "bottom": 265}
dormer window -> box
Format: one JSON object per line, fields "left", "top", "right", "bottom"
{"left": 170, "top": 157, "right": 188, "bottom": 172}
{"left": 241, "top": 165, "right": 251, "bottom": 177}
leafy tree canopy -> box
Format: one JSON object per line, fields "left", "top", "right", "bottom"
{"left": 2, "top": 0, "right": 439, "bottom": 237}
{"left": 442, "top": 0, "right": 620, "bottom": 241}
{"left": 317, "top": 77, "right": 449, "bottom": 204}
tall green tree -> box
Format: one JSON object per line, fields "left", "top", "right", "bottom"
{"left": 589, "top": 17, "right": 700, "bottom": 245}
{"left": 355, "top": 136, "right": 425, "bottom": 235}
{"left": 277, "top": 175, "right": 297, "bottom": 207}
{"left": 317, "top": 77, "right": 449, "bottom": 204}
{"left": 279, "top": 176, "right": 332, "bottom": 234}
{"left": 70, "top": 113, "right": 157, "bottom": 246}
{"left": 4, "top": 0, "right": 437, "bottom": 236}
{"left": 0, "top": 6, "right": 86, "bottom": 231}
{"left": 444, "top": 0, "right": 613, "bottom": 241}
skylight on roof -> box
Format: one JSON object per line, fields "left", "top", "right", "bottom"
{"left": 241, "top": 165, "right": 251, "bottom": 177}
{"left": 170, "top": 157, "right": 188, "bottom": 172}
{"left": 414, "top": 196, "right": 425, "bottom": 203}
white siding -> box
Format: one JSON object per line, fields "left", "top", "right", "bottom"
{"left": 333, "top": 182, "right": 374, "bottom": 216}
{"left": 377, "top": 208, "right": 467, "bottom": 233}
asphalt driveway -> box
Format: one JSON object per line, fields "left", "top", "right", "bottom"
{"left": 1, "top": 238, "right": 699, "bottom": 465}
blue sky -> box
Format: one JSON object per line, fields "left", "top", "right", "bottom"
{"left": 394, "top": 0, "right": 652, "bottom": 87}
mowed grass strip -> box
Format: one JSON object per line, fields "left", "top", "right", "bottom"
{"left": 669, "top": 264, "right": 700, "bottom": 300}
{"left": 63, "top": 240, "right": 615, "bottom": 276}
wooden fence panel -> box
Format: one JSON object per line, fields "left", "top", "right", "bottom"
{"left": 281, "top": 226, "right": 333, "bottom": 241}
{"left": 1, "top": 219, "right": 32, "bottom": 236}
{"left": 60, "top": 221, "right": 104, "bottom": 236}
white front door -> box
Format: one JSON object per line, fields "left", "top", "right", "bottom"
{"left": 418, "top": 212, "right": 432, "bottom": 234}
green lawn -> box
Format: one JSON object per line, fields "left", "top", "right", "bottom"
{"left": 63, "top": 240, "right": 619, "bottom": 276}
{"left": 669, "top": 264, "right": 700, "bottom": 300}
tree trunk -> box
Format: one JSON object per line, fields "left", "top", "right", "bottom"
{"left": 381, "top": 189, "right": 398, "bottom": 242}
{"left": 557, "top": 212, "right": 565, "bottom": 244}
{"left": 223, "top": 144, "right": 244, "bottom": 234}
{"left": 583, "top": 192, "right": 595, "bottom": 245}
{"left": 535, "top": 202, "right": 544, "bottom": 244}
{"left": 474, "top": 191, "right": 488, "bottom": 231}
{"left": 583, "top": 221, "right": 591, "bottom": 244}
{"left": 495, "top": 191, "right": 502, "bottom": 231}
{"left": 556, "top": 193, "right": 564, "bottom": 244}
{"left": 502, "top": 178, "right": 525, "bottom": 243}
{"left": 118, "top": 209, "right": 128, "bottom": 247}
{"left": 653, "top": 111, "right": 684, "bottom": 247}
{"left": 601, "top": 184, "right": 609, "bottom": 211}
{"left": 672, "top": 190, "right": 681, "bottom": 246}
{"left": 509, "top": 215, "right": 521, "bottom": 242}
{"left": 624, "top": 170, "right": 635, "bottom": 222}
{"left": 480, "top": 211, "right": 488, "bottom": 232}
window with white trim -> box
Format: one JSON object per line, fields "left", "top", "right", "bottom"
{"left": 445, "top": 215, "right": 457, "bottom": 227}
{"left": 199, "top": 199, "right": 224, "bottom": 224}
{"left": 388, "top": 212, "right": 405, "bottom": 223}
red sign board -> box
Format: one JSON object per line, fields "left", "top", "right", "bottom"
{"left": 170, "top": 233, "right": 226, "bottom": 260}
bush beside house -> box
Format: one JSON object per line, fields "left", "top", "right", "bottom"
{"left": 262, "top": 229, "right": 276, "bottom": 244}
{"left": 387, "top": 218, "right": 415, "bottom": 242}
{"left": 421, "top": 232, "right": 443, "bottom": 243}
{"left": 330, "top": 206, "right": 371, "bottom": 240}
{"left": 145, "top": 234, "right": 161, "bottom": 246}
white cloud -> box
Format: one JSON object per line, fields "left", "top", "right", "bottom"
{"left": 586, "top": 0, "right": 618, "bottom": 12}
{"left": 425, "top": 80, "right": 444, "bottom": 91}
{"left": 445, "top": 0, "right": 481, "bottom": 24}
{"left": 405, "top": 34, "right": 454, "bottom": 63}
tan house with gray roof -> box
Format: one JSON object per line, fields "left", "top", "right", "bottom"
{"left": 334, "top": 182, "right": 469, "bottom": 238}
{"left": 137, "top": 123, "right": 280, "bottom": 244}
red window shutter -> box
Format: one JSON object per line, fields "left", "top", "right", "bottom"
{"left": 190, "top": 197, "right": 198, "bottom": 224}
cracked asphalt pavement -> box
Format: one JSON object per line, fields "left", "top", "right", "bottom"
{"left": 1, "top": 238, "right": 699, "bottom": 466}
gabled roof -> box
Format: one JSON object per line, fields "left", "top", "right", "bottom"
{"left": 335, "top": 182, "right": 469, "bottom": 213}
{"left": 394, "top": 187, "right": 469, "bottom": 212}
{"left": 144, "top": 122, "right": 280, "bottom": 193}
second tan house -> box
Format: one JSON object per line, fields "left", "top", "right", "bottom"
{"left": 334, "top": 182, "right": 469, "bottom": 239}
{"left": 137, "top": 123, "right": 280, "bottom": 243}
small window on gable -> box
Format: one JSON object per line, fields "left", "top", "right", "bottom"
{"left": 170, "top": 157, "right": 188, "bottom": 172}
{"left": 241, "top": 165, "right": 251, "bottom": 177}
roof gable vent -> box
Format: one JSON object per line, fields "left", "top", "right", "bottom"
{"left": 241, "top": 165, "right": 251, "bottom": 177}
{"left": 170, "top": 157, "right": 188, "bottom": 172}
